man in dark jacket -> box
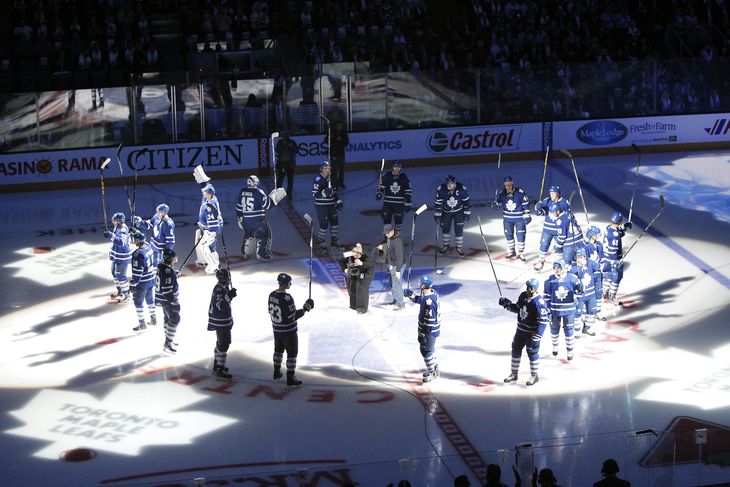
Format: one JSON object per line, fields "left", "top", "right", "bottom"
{"left": 375, "top": 224, "right": 405, "bottom": 310}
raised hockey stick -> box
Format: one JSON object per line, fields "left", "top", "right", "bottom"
{"left": 537, "top": 145, "right": 550, "bottom": 202}
{"left": 620, "top": 195, "right": 665, "bottom": 264}
{"left": 99, "top": 157, "right": 111, "bottom": 231}
{"left": 130, "top": 148, "right": 148, "bottom": 220}
{"left": 115, "top": 142, "right": 134, "bottom": 216}
{"left": 494, "top": 149, "right": 502, "bottom": 203}
{"left": 303, "top": 213, "right": 314, "bottom": 299}
{"left": 560, "top": 148, "right": 590, "bottom": 227}
{"left": 406, "top": 203, "right": 428, "bottom": 287}
{"left": 627, "top": 144, "right": 642, "bottom": 224}
{"left": 376, "top": 158, "right": 385, "bottom": 197}
{"left": 219, "top": 223, "right": 231, "bottom": 275}
{"left": 270, "top": 131, "right": 280, "bottom": 187}
{"left": 477, "top": 215, "right": 502, "bottom": 298}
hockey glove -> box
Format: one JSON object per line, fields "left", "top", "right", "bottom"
{"left": 490, "top": 201, "right": 501, "bottom": 210}
{"left": 228, "top": 288, "right": 238, "bottom": 299}
{"left": 303, "top": 298, "right": 314, "bottom": 311}
{"left": 404, "top": 289, "right": 414, "bottom": 298}
{"left": 323, "top": 187, "right": 333, "bottom": 198}
{"left": 523, "top": 215, "right": 532, "bottom": 225}
{"left": 464, "top": 212, "right": 471, "bottom": 222}
{"left": 498, "top": 297, "right": 512, "bottom": 308}
{"left": 611, "top": 261, "right": 623, "bottom": 272}
{"left": 103, "top": 230, "right": 113, "bottom": 239}
{"left": 336, "top": 199, "right": 344, "bottom": 211}
{"left": 132, "top": 215, "right": 142, "bottom": 227}
{"left": 375, "top": 191, "right": 382, "bottom": 201}
{"left": 623, "top": 222, "right": 633, "bottom": 231}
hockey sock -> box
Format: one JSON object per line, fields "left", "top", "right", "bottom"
{"left": 510, "top": 355, "right": 521, "bottom": 375}
{"left": 454, "top": 235, "right": 464, "bottom": 249}
{"left": 273, "top": 351, "right": 283, "bottom": 369}
{"left": 507, "top": 239, "right": 515, "bottom": 254}
{"left": 286, "top": 355, "right": 297, "bottom": 372}
{"left": 214, "top": 347, "right": 227, "bottom": 369}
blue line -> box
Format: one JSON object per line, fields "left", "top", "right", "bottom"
{"left": 553, "top": 164, "right": 730, "bottom": 290}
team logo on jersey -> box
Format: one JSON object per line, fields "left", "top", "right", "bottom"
{"left": 447, "top": 196, "right": 458, "bottom": 209}
{"left": 389, "top": 181, "right": 401, "bottom": 194}
{"left": 556, "top": 285, "right": 569, "bottom": 300}
{"left": 519, "top": 306, "right": 528, "bottom": 321}
{"left": 506, "top": 199, "right": 517, "bottom": 211}
{"left": 581, "top": 273, "right": 592, "bottom": 288}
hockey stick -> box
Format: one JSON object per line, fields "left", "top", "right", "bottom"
{"left": 620, "top": 195, "right": 665, "bottom": 264}
{"left": 405, "top": 203, "right": 428, "bottom": 288}
{"left": 376, "top": 158, "right": 385, "bottom": 197}
{"left": 178, "top": 232, "right": 204, "bottom": 271}
{"left": 303, "top": 213, "right": 314, "bottom": 299}
{"left": 434, "top": 223, "right": 442, "bottom": 274}
{"left": 99, "top": 157, "right": 111, "bottom": 231}
{"left": 537, "top": 144, "right": 550, "bottom": 202}
{"left": 270, "top": 131, "right": 280, "bottom": 187}
{"left": 560, "top": 149, "right": 590, "bottom": 227}
{"left": 627, "top": 144, "right": 642, "bottom": 224}
{"left": 493, "top": 149, "right": 502, "bottom": 203}
{"left": 130, "top": 148, "right": 147, "bottom": 220}
{"left": 219, "top": 224, "right": 231, "bottom": 275}
{"left": 115, "top": 142, "right": 134, "bottom": 216}
{"left": 476, "top": 215, "right": 502, "bottom": 298}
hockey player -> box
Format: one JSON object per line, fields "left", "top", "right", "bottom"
{"left": 104, "top": 212, "right": 133, "bottom": 303}
{"left": 375, "top": 224, "right": 405, "bottom": 310}
{"left": 533, "top": 185, "right": 570, "bottom": 271}
{"left": 603, "top": 212, "right": 631, "bottom": 305}
{"left": 543, "top": 259, "right": 582, "bottom": 360}
{"left": 339, "top": 243, "right": 375, "bottom": 314}
{"left": 312, "top": 161, "right": 342, "bottom": 250}
{"left": 208, "top": 268, "right": 237, "bottom": 379}
{"left": 498, "top": 278, "right": 550, "bottom": 386}
{"left": 585, "top": 225, "right": 606, "bottom": 319}
{"left": 376, "top": 160, "right": 412, "bottom": 234}
{"left": 491, "top": 176, "right": 531, "bottom": 260}
{"left": 156, "top": 249, "right": 180, "bottom": 353}
{"left": 568, "top": 248, "right": 601, "bottom": 337}
{"left": 130, "top": 231, "right": 156, "bottom": 332}
{"left": 195, "top": 184, "right": 223, "bottom": 274}
{"left": 555, "top": 210, "right": 585, "bottom": 265}
{"left": 404, "top": 275, "right": 441, "bottom": 383}
{"left": 236, "top": 175, "right": 272, "bottom": 261}
{"left": 268, "top": 273, "right": 315, "bottom": 386}
{"left": 433, "top": 174, "right": 471, "bottom": 258}
{"left": 133, "top": 204, "right": 175, "bottom": 267}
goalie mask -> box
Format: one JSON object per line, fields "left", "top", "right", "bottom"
{"left": 247, "top": 175, "right": 260, "bottom": 188}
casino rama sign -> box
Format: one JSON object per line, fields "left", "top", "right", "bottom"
{"left": 427, "top": 126, "right": 522, "bottom": 154}
{"left": 575, "top": 120, "right": 628, "bottom": 145}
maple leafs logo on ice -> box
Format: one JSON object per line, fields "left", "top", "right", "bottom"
{"left": 4, "top": 243, "right": 110, "bottom": 286}
{"left": 7, "top": 382, "right": 237, "bottom": 459}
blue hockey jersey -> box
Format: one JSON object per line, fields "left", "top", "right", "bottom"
{"left": 433, "top": 183, "right": 470, "bottom": 217}
{"left": 496, "top": 187, "right": 531, "bottom": 223}
{"left": 236, "top": 187, "right": 271, "bottom": 221}
{"left": 543, "top": 273, "right": 582, "bottom": 316}
{"left": 131, "top": 243, "right": 155, "bottom": 288}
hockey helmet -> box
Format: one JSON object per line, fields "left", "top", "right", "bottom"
{"left": 549, "top": 184, "right": 561, "bottom": 194}
{"left": 156, "top": 203, "right": 169, "bottom": 213}
{"left": 552, "top": 259, "right": 565, "bottom": 270}
{"left": 503, "top": 175, "right": 513, "bottom": 183}
{"left": 247, "top": 175, "right": 260, "bottom": 188}
{"left": 216, "top": 268, "right": 230, "bottom": 284}
{"left": 392, "top": 159, "right": 402, "bottom": 168}
{"left": 587, "top": 225, "right": 601, "bottom": 238}
{"left": 610, "top": 212, "right": 623, "bottom": 224}
{"left": 202, "top": 184, "right": 216, "bottom": 195}
{"left": 445, "top": 175, "right": 456, "bottom": 185}
{"left": 112, "top": 212, "right": 125, "bottom": 222}
{"left": 526, "top": 278, "right": 539, "bottom": 291}
{"left": 131, "top": 231, "right": 146, "bottom": 244}
{"left": 575, "top": 247, "right": 587, "bottom": 258}
{"left": 419, "top": 274, "right": 433, "bottom": 288}
{"left": 320, "top": 161, "right": 330, "bottom": 170}
{"left": 277, "top": 272, "right": 292, "bottom": 287}
{"left": 162, "top": 248, "right": 177, "bottom": 263}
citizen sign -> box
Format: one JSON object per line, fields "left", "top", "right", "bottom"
{"left": 427, "top": 126, "right": 521, "bottom": 154}
{"left": 576, "top": 120, "right": 628, "bottom": 145}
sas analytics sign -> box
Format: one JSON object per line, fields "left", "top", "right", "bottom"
{"left": 426, "top": 125, "right": 523, "bottom": 154}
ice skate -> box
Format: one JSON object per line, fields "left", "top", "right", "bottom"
{"left": 273, "top": 367, "right": 283, "bottom": 380}
{"left": 526, "top": 374, "right": 539, "bottom": 386}
{"left": 552, "top": 345, "right": 558, "bottom": 357}
{"left": 505, "top": 251, "right": 516, "bottom": 259}
{"left": 163, "top": 340, "right": 177, "bottom": 353}
{"left": 456, "top": 248, "right": 465, "bottom": 259}
{"left": 567, "top": 350, "right": 574, "bottom": 361}
{"left": 116, "top": 293, "right": 131, "bottom": 304}
{"left": 503, "top": 373, "right": 518, "bottom": 383}
{"left": 286, "top": 372, "right": 302, "bottom": 386}
{"left": 214, "top": 367, "right": 233, "bottom": 380}
{"left": 133, "top": 322, "right": 147, "bottom": 332}
{"left": 534, "top": 260, "right": 545, "bottom": 271}
{"left": 582, "top": 327, "right": 596, "bottom": 337}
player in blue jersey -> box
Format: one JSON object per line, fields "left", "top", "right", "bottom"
{"left": 268, "top": 273, "right": 314, "bottom": 386}
{"left": 569, "top": 248, "right": 601, "bottom": 337}
{"left": 492, "top": 176, "right": 532, "bottom": 261}
{"left": 434, "top": 174, "right": 471, "bottom": 258}
{"left": 499, "top": 278, "right": 550, "bottom": 386}
{"left": 603, "top": 212, "right": 631, "bottom": 305}
{"left": 130, "top": 232, "right": 157, "bottom": 332}
{"left": 312, "top": 161, "right": 342, "bottom": 250}
{"left": 585, "top": 225, "right": 606, "bottom": 320}
{"left": 404, "top": 275, "right": 441, "bottom": 383}
{"left": 105, "top": 212, "right": 133, "bottom": 303}
{"left": 533, "top": 185, "right": 570, "bottom": 271}
{"left": 156, "top": 249, "right": 180, "bottom": 353}
{"left": 133, "top": 204, "right": 175, "bottom": 267}
{"left": 543, "top": 259, "right": 582, "bottom": 360}
{"left": 555, "top": 211, "right": 585, "bottom": 265}
{"left": 236, "top": 175, "right": 273, "bottom": 261}
{"left": 195, "top": 184, "right": 223, "bottom": 274}
{"left": 376, "top": 160, "right": 412, "bottom": 234}
{"left": 208, "top": 268, "right": 237, "bottom": 379}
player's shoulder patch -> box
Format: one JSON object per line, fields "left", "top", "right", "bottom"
{"left": 518, "top": 188, "right": 524, "bottom": 193}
